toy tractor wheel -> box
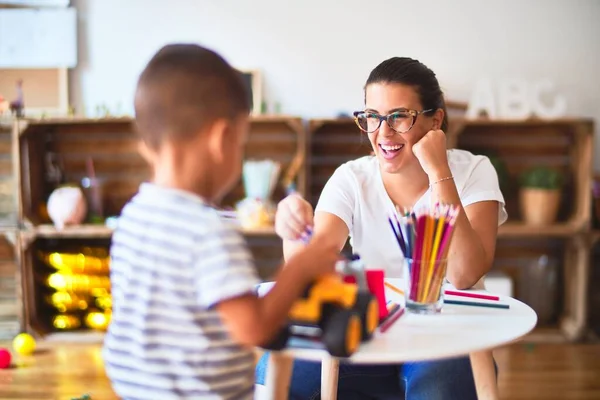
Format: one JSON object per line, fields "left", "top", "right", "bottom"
{"left": 261, "top": 326, "right": 290, "bottom": 351}
{"left": 322, "top": 309, "right": 362, "bottom": 358}
{"left": 354, "top": 292, "right": 379, "bottom": 341}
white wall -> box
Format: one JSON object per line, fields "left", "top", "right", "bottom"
{"left": 71, "top": 0, "right": 600, "bottom": 167}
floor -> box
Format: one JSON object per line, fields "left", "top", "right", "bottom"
{"left": 0, "top": 341, "right": 599, "bottom": 399}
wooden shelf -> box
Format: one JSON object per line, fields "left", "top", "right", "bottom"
{"left": 23, "top": 223, "right": 276, "bottom": 240}
{"left": 7, "top": 116, "right": 595, "bottom": 341}
{"left": 498, "top": 222, "right": 586, "bottom": 237}
{"left": 15, "top": 115, "right": 303, "bottom": 129}
{"left": 31, "top": 224, "right": 113, "bottom": 238}
{"left": 240, "top": 226, "right": 277, "bottom": 236}
{"left": 25, "top": 221, "right": 589, "bottom": 239}
{"left": 452, "top": 117, "right": 595, "bottom": 127}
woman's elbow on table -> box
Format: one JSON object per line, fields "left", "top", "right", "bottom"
{"left": 446, "top": 260, "right": 492, "bottom": 290}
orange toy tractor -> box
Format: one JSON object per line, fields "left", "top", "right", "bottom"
{"left": 262, "top": 255, "right": 381, "bottom": 358}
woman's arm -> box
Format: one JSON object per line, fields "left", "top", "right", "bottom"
{"left": 413, "top": 129, "right": 502, "bottom": 289}
{"left": 430, "top": 172, "right": 499, "bottom": 289}
{"left": 283, "top": 211, "right": 349, "bottom": 261}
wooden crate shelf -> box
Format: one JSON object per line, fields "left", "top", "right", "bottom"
{"left": 13, "top": 116, "right": 303, "bottom": 336}
{"left": 2, "top": 115, "right": 596, "bottom": 342}
{"left": 21, "top": 236, "right": 112, "bottom": 336}
{"left": 0, "top": 230, "right": 20, "bottom": 339}
{"left": 18, "top": 116, "right": 306, "bottom": 224}
{"left": 21, "top": 223, "right": 277, "bottom": 241}
{"left": 498, "top": 221, "right": 587, "bottom": 237}
{"left": 0, "top": 121, "right": 18, "bottom": 227}
{"left": 308, "top": 118, "right": 383, "bottom": 206}
{"left": 453, "top": 118, "right": 594, "bottom": 230}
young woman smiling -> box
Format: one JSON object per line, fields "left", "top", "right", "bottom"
{"left": 256, "top": 57, "right": 507, "bottom": 399}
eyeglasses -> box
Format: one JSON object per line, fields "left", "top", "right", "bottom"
{"left": 353, "top": 109, "right": 433, "bottom": 134}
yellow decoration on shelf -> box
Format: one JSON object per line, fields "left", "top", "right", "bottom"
{"left": 47, "top": 273, "right": 110, "bottom": 293}
{"left": 42, "top": 250, "right": 110, "bottom": 275}
{"left": 46, "top": 291, "right": 89, "bottom": 312}
{"left": 53, "top": 315, "right": 81, "bottom": 330}
{"left": 95, "top": 295, "right": 112, "bottom": 310}
{"left": 85, "top": 310, "right": 111, "bottom": 330}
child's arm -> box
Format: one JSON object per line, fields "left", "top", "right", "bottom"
{"left": 195, "top": 223, "right": 338, "bottom": 347}
{"left": 216, "top": 257, "right": 319, "bottom": 346}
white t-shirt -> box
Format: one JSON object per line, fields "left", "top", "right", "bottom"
{"left": 315, "top": 149, "right": 507, "bottom": 287}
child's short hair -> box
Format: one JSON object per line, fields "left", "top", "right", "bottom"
{"left": 134, "top": 43, "right": 250, "bottom": 149}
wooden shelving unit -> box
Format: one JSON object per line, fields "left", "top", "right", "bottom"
{"left": 0, "top": 115, "right": 595, "bottom": 343}
{"left": 13, "top": 116, "right": 305, "bottom": 336}
{"left": 309, "top": 117, "right": 595, "bottom": 342}
{"left": 0, "top": 121, "right": 21, "bottom": 339}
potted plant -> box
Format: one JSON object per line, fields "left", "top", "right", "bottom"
{"left": 519, "top": 166, "right": 564, "bottom": 225}
{"left": 488, "top": 155, "right": 510, "bottom": 196}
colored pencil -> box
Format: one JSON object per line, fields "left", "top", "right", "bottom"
{"left": 384, "top": 281, "right": 404, "bottom": 296}
{"left": 388, "top": 217, "right": 406, "bottom": 256}
{"left": 444, "top": 299, "right": 510, "bottom": 309}
{"left": 387, "top": 203, "right": 461, "bottom": 305}
{"left": 422, "top": 205, "right": 447, "bottom": 301}
{"left": 380, "top": 307, "right": 405, "bottom": 333}
{"left": 444, "top": 290, "right": 500, "bottom": 301}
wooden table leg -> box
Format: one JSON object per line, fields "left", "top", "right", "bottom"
{"left": 470, "top": 351, "right": 499, "bottom": 400}
{"left": 320, "top": 356, "right": 339, "bottom": 400}
{"left": 264, "top": 351, "right": 293, "bottom": 400}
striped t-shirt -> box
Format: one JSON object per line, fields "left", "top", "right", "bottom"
{"left": 103, "top": 183, "right": 260, "bottom": 400}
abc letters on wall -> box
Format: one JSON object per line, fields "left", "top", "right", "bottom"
{"left": 466, "top": 78, "right": 567, "bottom": 120}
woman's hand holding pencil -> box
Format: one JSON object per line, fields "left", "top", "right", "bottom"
{"left": 275, "top": 193, "right": 314, "bottom": 241}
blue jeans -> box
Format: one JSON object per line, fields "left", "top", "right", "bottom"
{"left": 255, "top": 352, "right": 480, "bottom": 400}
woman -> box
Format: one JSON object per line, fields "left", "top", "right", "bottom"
{"left": 256, "top": 57, "right": 507, "bottom": 399}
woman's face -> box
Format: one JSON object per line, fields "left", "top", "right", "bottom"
{"left": 364, "top": 82, "right": 434, "bottom": 175}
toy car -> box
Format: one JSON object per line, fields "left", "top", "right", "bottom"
{"left": 262, "top": 255, "right": 381, "bottom": 358}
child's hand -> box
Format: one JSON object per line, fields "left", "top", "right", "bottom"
{"left": 275, "top": 193, "right": 314, "bottom": 240}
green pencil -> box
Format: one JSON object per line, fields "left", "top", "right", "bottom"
{"left": 444, "top": 299, "right": 510, "bottom": 309}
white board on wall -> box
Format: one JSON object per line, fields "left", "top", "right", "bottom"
{"left": 0, "top": 7, "right": 76, "bottom": 68}
{"left": 0, "top": 0, "right": 69, "bottom": 6}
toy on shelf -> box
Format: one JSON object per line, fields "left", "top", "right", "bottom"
{"left": 236, "top": 159, "right": 280, "bottom": 229}
{"left": 81, "top": 157, "right": 104, "bottom": 223}
{"left": 46, "top": 186, "right": 88, "bottom": 229}
{"left": 9, "top": 80, "right": 24, "bottom": 117}
{"left": 0, "top": 94, "right": 9, "bottom": 115}
{"left": 261, "top": 255, "right": 384, "bottom": 358}
{"left": 39, "top": 247, "right": 113, "bottom": 332}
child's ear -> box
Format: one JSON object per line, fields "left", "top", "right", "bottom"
{"left": 207, "top": 119, "right": 229, "bottom": 163}
{"left": 432, "top": 108, "right": 445, "bottom": 131}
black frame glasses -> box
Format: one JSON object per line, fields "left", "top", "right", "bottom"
{"left": 353, "top": 109, "right": 433, "bottom": 134}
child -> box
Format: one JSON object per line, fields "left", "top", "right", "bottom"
{"left": 102, "top": 43, "right": 339, "bottom": 400}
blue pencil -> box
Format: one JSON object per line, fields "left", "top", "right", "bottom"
{"left": 444, "top": 299, "right": 510, "bottom": 309}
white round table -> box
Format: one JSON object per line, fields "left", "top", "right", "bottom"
{"left": 256, "top": 278, "right": 537, "bottom": 400}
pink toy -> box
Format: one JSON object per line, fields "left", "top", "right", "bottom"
{"left": 341, "top": 255, "right": 388, "bottom": 321}
{"left": 0, "top": 348, "right": 11, "bottom": 369}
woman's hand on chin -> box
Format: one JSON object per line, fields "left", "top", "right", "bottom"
{"left": 411, "top": 129, "right": 451, "bottom": 181}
